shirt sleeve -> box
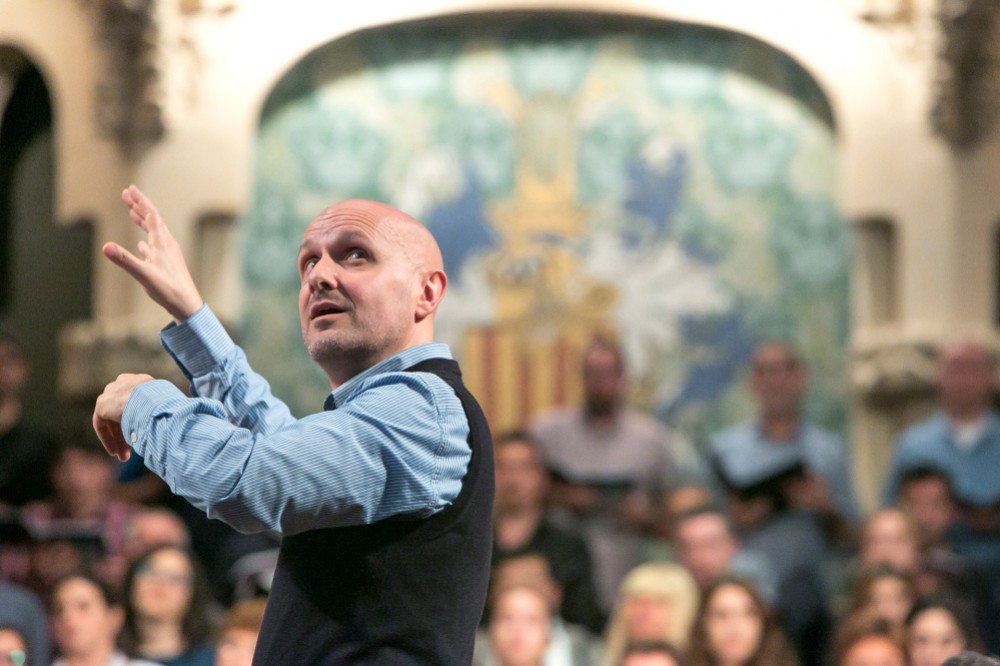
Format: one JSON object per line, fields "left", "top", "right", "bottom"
{"left": 120, "top": 370, "right": 471, "bottom": 536}
{"left": 159, "top": 304, "right": 297, "bottom": 435}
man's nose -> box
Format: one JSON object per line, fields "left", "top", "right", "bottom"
{"left": 308, "top": 256, "right": 339, "bottom": 291}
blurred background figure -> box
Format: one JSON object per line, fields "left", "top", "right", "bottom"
{"left": 897, "top": 467, "right": 958, "bottom": 551}
{"left": 0, "top": 582, "right": 48, "bottom": 666}
{"left": 50, "top": 573, "right": 159, "bottom": 666}
{"left": 533, "top": 338, "right": 679, "bottom": 612}
{"left": 487, "top": 585, "right": 551, "bottom": 666}
{"left": 214, "top": 598, "right": 267, "bottom": 666}
{"left": 492, "top": 431, "right": 604, "bottom": 633}
{"left": 942, "top": 653, "right": 1000, "bottom": 666}
{"left": 905, "top": 596, "right": 982, "bottom": 666}
{"left": 476, "top": 554, "right": 600, "bottom": 666}
{"left": 685, "top": 576, "right": 798, "bottom": 666}
{"left": 848, "top": 565, "right": 917, "bottom": 636}
{"left": 709, "top": 342, "right": 858, "bottom": 540}
{"left": 21, "top": 437, "right": 134, "bottom": 592}
{"left": 671, "top": 506, "right": 777, "bottom": 605}
{"left": 618, "top": 640, "right": 684, "bottom": 666}
{"left": 0, "top": 334, "right": 52, "bottom": 509}
{"left": 121, "top": 509, "right": 191, "bottom": 564}
{"left": 832, "top": 612, "right": 906, "bottom": 666}
{"left": 0, "top": 626, "right": 29, "bottom": 666}
{"left": 858, "top": 508, "right": 921, "bottom": 577}
{"left": 600, "top": 563, "right": 698, "bottom": 666}
{"left": 120, "top": 545, "right": 215, "bottom": 666}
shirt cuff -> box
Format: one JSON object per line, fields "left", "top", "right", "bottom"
{"left": 121, "top": 379, "right": 187, "bottom": 456}
{"left": 160, "top": 304, "right": 236, "bottom": 379}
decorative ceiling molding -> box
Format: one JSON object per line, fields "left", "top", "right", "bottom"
{"left": 932, "top": 0, "right": 1000, "bottom": 149}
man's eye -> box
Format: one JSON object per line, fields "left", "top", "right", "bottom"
{"left": 302, "top": 258, "right": 317, "bottom": 272}
{"left": 345, "top": 248, "right": 368, "bottom": 261}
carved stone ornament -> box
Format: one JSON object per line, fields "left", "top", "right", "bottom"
{"left": 852, "top": 340, "right": 940, "bottom": 400}
{"left": 78, "top": 0, "right": 165, "bottom": 156}
{"left": 932, "top": 0, "right": 1000, "bottom": 149}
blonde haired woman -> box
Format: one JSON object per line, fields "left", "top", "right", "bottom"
{"left": 601, "top": 563, "right": 699, "bottom": 666}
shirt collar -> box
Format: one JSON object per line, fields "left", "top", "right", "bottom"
{"left": 324, "top": 342, "right": 453, "bottom": 410}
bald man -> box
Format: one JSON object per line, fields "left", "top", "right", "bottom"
{"left": 93, "top": 186, "right": 493, "bottom": 664}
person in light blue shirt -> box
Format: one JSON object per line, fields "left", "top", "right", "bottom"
{"left": 91, "top": 185, "right": 493, "bottom": 664}
{"left": 882, "top": 342, "right": 1000, "bottom": 513}
{"left": 709, "top": 342, "right": 859, "bottom": 530}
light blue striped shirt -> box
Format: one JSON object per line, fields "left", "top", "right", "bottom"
{"left": 121, "top": 305, "right": 471, "bottom": 536}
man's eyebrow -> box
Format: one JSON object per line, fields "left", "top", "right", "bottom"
{"left": 297, "top": 229, "right": 372, "bottom": 255}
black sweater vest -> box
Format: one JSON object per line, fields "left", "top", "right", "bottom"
{"left": 252, "top": 358, "right": 494, "bottom": 665}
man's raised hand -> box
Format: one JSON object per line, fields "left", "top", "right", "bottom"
{"left": 104, "top": 185, "right": 204, "bottom": 323}
{"left": 93, "top": 373, "right": 154, "bottom": 461}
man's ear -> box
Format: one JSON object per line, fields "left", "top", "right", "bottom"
{"left": 415, "top": 270, "right": 447, "bottom": 322}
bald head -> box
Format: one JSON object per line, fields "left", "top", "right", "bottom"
{"left": 297, "top": 199, "right": 448, "bottom": 387}
{"left": 938, "top": 341, "right": 997, "bottom": 421}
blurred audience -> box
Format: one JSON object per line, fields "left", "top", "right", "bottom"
{"left": 686, "top": 576, "right": 797, "bottom": 666}
{"left": 708, "top": 342, "right": 858, "bottom": 539}
{"left": 476, "top": 554, "right": 600, "bottom": 666}
{"left": 487, "top": 585, "right": 552, "bottom": 666}
{"left": 214, "top": 598, "right": 267, "bottom": 666}
{"left": 50, "top": 573, "right": 159, "bottom": 666}
{"left": 897, "top": 467, "right": 958, "bottom": 550}
{"left": 0, "top": 582, "right": 48, "bottom": 666}
{"left": 858, "top": 507, "right": 920, "bottom": 575}
{"left": 0, "top": 334, "right": 53, "bottom": 509}
{"left": 122, "top": 509, "right": 191, "bottom": 564}
{"left": 618, "top": 641, "right": 684, "bottom": 666}
{"left": 22, "top": 437, "right": 135, "bottom": 593}
{"left": 120, "top": 545, "right": 215, "bottom": 666}
{"left": 492, "top": 431, "right": 604, "bottom": 633}
{"left": 671, "top": 506, "right": 776, "bottom": 605}
{"left": 848, "top": 565, "right": 917, "bottom": 635}
{"left": 0, "top": 626, "right": 29, "bottom": 666}
{"left": 832, "top": 612, "right": 906, "bottom": 666}
{"left": 905, "top": 595, "right": 982, "bottom": 666}
{"left": 942, "top": 653, "right": 1000, "bottom": 666}
{"left": 533, "top": 337, "right": 679, "bottom": 611}
{"left": 600, "top": 563, "right": 698, "bottom": 666}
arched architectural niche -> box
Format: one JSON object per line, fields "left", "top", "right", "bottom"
{"left": 0, "top": 46, "right": 95, "bottom": 433}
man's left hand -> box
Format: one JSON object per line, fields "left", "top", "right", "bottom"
{"left": 93, "top": 373, "right": 154, "bottom": 462}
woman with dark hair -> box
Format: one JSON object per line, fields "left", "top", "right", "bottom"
{"left": 906, "top": 595, "right": 982, "bottom": 666}
{"left": 686, "top": 576, "right": 797, "bottom": 666}
{"left": 120, "top": 546, "right": 215, "bottom": 666}
{"left": 51, "top": 573, "right": 159, "bottom": 666}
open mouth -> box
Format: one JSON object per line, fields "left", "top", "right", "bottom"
{"left": 310, "top": 303, "right": 346, "bottom": 319}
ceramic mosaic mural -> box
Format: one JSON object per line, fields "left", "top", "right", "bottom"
{"left": 241, "top": 18, "right": 850, "bottom": 449}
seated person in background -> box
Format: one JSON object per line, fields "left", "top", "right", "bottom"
{"left": 120, "top": 545, "right": 215, "bottom": 666}
{"left": 859, "top": 507, "right": 921, "bottom": 575}
{"left": 658, "top": 483, "right": 714, "bottom": 542}
{"left": 487, "top": 585, "right": 552, "bottom": 666}
{"left": 475, "top": 554, "right": 600, "bottom": 666}
{"left": 685, "top": 576, "right": 798, "bottom": 666}
{"left": 50, "top": 573, "right": 159, "bottom": 666}
{"left": 898, "top": 467, "right": 958, "bottom": 550}
{"left": 672, "top": 506, "right": 777, "bottom": 605}
{"left": 618, "top": 641, "right": 684, "bottom": 666}
{"left": 492, "top": 431, "right": 604, "bottom": 633}
{"left": 0, "top": 333, "right": 53, "bottom": 509}
{"left": 533, "top": 337, "right": 679, "bottom": 612}
{"left": 215, "top": 598, "right": 268, "bottom": 666}
{"left": 848, "top": 565, "right": 917, "bottom": 636}
{"left": 832, "top": 612, "right": 906, "bottom": 666}
{"left": 709, "top": 342, "right": 858, "bottom": 541}
{"left": 0, "top": 582, "right": 48, "bottom": 666}
{"left": 905, "top": 595, "right": 982, "bottom": 666}
{"left": 601, "top": 563, "right": 699, "bottom": 666}
{"left": 22, "top": 436, "right": 135, "bottom": 590}
{"left": 0, "top": 625, "right": 29, "bottom": 666}
{"left": 882, "top": 342, "right": 1000, "bottom": 558}
{"left": 122, "top": 508, "right": 191, "bottom": 563}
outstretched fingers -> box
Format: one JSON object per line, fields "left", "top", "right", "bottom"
{"left": 121, "top": 185, "right": 162, "bottom": 233}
